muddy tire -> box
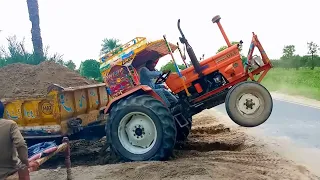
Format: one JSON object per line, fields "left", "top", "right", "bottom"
{"left": 175, "top": 117, "right": 192, "bottom": 142}
{"left": 225, "top": 81, "right": 273, "bottom": 127}
{"left": 106, "top": 94, "right": 177, "bottom": 161}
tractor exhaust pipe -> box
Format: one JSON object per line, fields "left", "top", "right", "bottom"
{"left": 177, "top": 19, "right": 203, "bottom": 77}
{"left": 212, "top": 15, "right": 232, "bottom": 47}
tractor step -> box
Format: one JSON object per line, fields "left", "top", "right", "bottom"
{"left": 174, "top": 113, "right": 190, "bottom": 128}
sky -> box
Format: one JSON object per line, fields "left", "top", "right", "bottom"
{"left": 0, "top": 0, "right": 319, "bottom": 68}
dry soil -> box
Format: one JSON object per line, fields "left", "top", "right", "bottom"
{"left": 0, "top": 61, "right": 97, "bottom": 99}
{"left": 30, "top": 110, "right": 319, "bottom": 180}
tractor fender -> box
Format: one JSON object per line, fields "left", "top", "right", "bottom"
{"left": 103, "top": 85, "right": 165, "bottom": 114}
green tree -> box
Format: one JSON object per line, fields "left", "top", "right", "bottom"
{"left": 280, "top": 45, "right": 297, "bottom": 69}
{"left": 80, "top": 59, "right": 102, "bottom": 80}
{"left": 0, "top": 49, "right": 5, "bottom": 67}
{"left": 300, "top": 55, "right": 309, "bottom": 67}
{"left": 0, "top": 36, "right": 34, "bottom": 65}
{"left": 64, "top": 60, "right": 76, "bottom": 71}
{"left": 291, "top": 55, "right": 302, "bottom": 70}
{"left": 0, "top": 35, "right": 69, "bottom": 68}
{"left": 160, "top": 61, "right": 187, "bottom": 72}
{"left": 281, "top": 45, "right": 295, "bottom": 59}
{"left": 307, "top": 41, "right": 319, "bottom": 70}
{"left": 26, "top": 0, "right": 44, "bottom": 64}
{"left": 216, "top": 41, "right": 241, "bottom": 54}
{"left": 100, "top": 38, "right": 122, "bottom": 55}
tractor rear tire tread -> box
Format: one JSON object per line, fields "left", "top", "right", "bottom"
{"left": 106, "top": 94, "right": 176, "bottom": 162}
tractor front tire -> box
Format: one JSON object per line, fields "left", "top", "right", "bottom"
{"left": 225, "top": 81, "right": 273, "bottom": 127}
{"left": 106, "top": 95, "right": 177, "bottom": 161}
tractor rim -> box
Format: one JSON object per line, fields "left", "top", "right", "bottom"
{"left": 236, "top": 93, "right": 261, "bottom": 115}
{"left": 118, "top": 112, "right": 157, "bottom": 154}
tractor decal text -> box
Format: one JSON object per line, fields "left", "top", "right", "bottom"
{"left": 41, "top": 102, "right": 53, "bottom": 115}
{"left": 215, "top": 50, "right": 238, "bottom": 64}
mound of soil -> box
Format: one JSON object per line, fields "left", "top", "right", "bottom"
{"left": 0, "top": 61, "right": 98, "bottom": 99}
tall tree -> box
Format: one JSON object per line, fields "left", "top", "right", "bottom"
{"left": 307, "top": 41, "right": 319, "bottom": 70}
{"left": 280, "top": 45, "right": 296, "bottom": 69}
{"left": 281, "top": 45, "right": 295, "bottom": 59}
{"left": 26, "top": 0, "right": 44, "bottom": 64}
{"left": 100, "top": 38, "right": 122, "bottom": 55}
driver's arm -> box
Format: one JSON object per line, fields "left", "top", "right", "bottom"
{"left": 141, "top": 67, "right": 162, "bottom": 78}
{"left": 155, "top": 84, "right": 166, "bottom": 88}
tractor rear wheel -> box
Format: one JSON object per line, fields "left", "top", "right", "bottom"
{"left": 106, "top": 94, "right": 177, "bottom": 161}
{"left": 225, "top": 81, "right": 273, "bottom": 127}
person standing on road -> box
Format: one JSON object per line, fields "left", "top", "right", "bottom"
{"left": 0, "top": 100, "right": 29, "bottom": 180}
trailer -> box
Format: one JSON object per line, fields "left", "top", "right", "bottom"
{"left": 2, "top": 83, "right": 109, "bottom": 141}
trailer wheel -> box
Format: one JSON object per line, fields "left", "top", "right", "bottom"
{"left": 106, "top": 95, "right": 176, "bottom": 161}
{"left": 225, "top": 81, "right": 273, "bottom": 127}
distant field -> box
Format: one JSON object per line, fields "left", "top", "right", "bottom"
{"left": 261, "top": 67, "right": 320, "bottom": 100}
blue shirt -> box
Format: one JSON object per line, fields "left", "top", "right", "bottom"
{"left": 139, "top": 67, "right": 162, "bottom": 89}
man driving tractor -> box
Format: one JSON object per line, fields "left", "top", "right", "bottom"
{"left": 139, "top": 59, "right": 178, "bottom": 107}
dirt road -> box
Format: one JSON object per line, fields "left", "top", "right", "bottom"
{"left": 30, "top": 110, "right": 319, "bottom": 180}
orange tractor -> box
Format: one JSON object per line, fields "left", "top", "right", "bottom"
{"left": 99, "top": 15, "right": 273, "bottom": 161}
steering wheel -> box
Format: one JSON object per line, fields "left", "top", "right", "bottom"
{"left": 155, "top": 70, "right": 171, "bottom": 84}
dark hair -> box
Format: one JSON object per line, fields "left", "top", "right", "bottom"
{"left": 0, "top": 101, "right": 4, "bottom": 118}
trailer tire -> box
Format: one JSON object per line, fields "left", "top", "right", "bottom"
{"left": 106, "top": 94, "right": 176, "bottom": 161}
{"left": 225, "top": 81, "right": 273, "bottom": 127}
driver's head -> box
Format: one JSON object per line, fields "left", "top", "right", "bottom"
{"left": 146, "top": 60, "right": 156, "bottom": 71}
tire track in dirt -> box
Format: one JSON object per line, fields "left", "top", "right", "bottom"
{"left": 31, "top": 110, "right": 319, "bottom": 180}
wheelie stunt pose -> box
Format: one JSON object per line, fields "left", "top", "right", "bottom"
{"left": 100, "top": 15, "right": 273, "bottom": 162}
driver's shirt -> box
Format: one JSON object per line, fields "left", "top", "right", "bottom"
{"left": 139, "top": 67, "right": 162, "bottom": 89}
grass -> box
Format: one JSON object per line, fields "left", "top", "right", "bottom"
{"left": 260, "top": 67, "right": 320, "bottom": 100}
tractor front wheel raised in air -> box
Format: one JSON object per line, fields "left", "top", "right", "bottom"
{"left": 225, "top": 81, "right": 273, "bottom": 127}
{"left": 106, "top": 95, "right": 177, "bottom": 161}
